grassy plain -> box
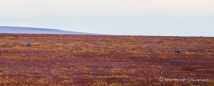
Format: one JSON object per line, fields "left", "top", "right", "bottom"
{"left": 0, "top": 34, "right": 214, "bottom": 85}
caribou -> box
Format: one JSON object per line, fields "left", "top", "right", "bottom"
{"left": 175, "top": 50, "right": 181, "bottom": 54}
{"left": 26, "top": 42, "right": 31, "bottom": 47}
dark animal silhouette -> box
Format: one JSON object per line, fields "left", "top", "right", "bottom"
{"left": 175, "top": 50, "right": 181, "bottom": 54}
{"left": 26, "top": 42, "right": 31, "bottom": 47}
{"left": 0, "top": 65, "right": 4, "bottom": 68}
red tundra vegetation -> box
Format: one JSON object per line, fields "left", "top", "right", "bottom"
{"left": 0, "top": 34, "right": 213, "bottom": 85}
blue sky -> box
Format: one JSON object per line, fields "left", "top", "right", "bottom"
{"left": 0, "top": 0, "right": 214, "bottom": 36}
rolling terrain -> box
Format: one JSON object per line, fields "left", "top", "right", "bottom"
{"left": 0, "top": 26, "right": 90, "bottom": 34}
{"left": 0, "top": 34, "right": 214, "bottom": 85}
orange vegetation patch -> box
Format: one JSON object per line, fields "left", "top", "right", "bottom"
{"left": 0, "top": 34, "right": 214, "bottom": 85}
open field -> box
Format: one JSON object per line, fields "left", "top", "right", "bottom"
{"left": 0, "top": 34, "right": 214, "bottom": 85}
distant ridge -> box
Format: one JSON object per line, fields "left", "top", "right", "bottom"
{"left": 0, "top": 26, "right": 92, "bottom": 34}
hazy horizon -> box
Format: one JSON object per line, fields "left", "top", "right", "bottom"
{"left": 0, "top": 26, "right": 93, "bottom": 34}
{"left": 0, "top": 0, "right": 214, "bottom": 36}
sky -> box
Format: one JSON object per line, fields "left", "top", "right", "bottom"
{"left": 0, "top": 0, "right": 214, "bottom": 36}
